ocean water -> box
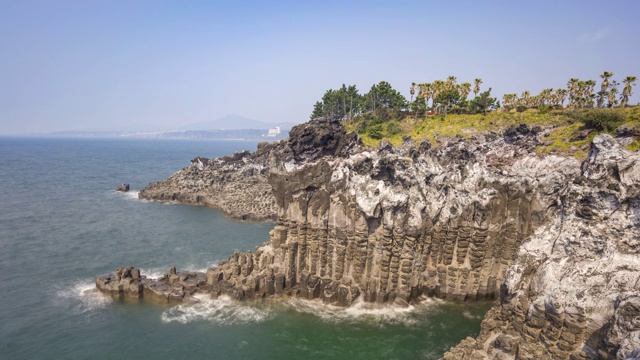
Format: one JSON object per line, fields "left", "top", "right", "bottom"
{"left": 0, "top": 137, "right": 491, "bottom": 360}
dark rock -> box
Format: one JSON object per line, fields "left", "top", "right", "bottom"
{"left": 570, "top": 128, "right": 593, "bottom": 142}
{"left": 614, "top": 124, "right": 640, "bottom": 138}
{"left": 116, "top": 183, "right": 130, "bottom": 192}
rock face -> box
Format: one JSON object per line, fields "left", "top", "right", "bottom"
{"left": 443, "top": 134, "right": 640, "bottom": 359}
{"left": 105, "top": 118, "right": 640, "bottom": 359}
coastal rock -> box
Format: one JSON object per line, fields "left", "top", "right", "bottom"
{"left": 104, "top": 117, "right": 640, "bottom": 358}
{"left": 116, "top": 183, "right": 130, "bottom": 192}
{"left": 137, "top": 117, "right": 360, "bottom": 221}
{"left": 96, "top": 266, "right": 208, "bottom": 303}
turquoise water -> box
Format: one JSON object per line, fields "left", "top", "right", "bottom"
{"left": 0, "top": 137, "right": 490, "bottom": 359}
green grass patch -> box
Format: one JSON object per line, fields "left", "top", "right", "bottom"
{"left": 345, "top": 107, "right": 639, "bottom": 157}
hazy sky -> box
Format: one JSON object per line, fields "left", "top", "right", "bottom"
{"left": 1, "top": 0, "right": 639, "bottom": 134}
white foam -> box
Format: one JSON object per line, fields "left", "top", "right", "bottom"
{"left": 139, "top": 267, "right": 167, "bottom": 279}
{"left": 282, "top": 297, "right": 441, "bottom": 327}
{"left": 182, "top": 262, "right": 219, "bottom": 273}
{"left": 122, "top": 190, "right": 140, "bottom": 200}
{"left": 56, "top": 280, "right": 112, "bottom": 313}
{"left": 161, "top": 294, "right": 272, "bottom": 324}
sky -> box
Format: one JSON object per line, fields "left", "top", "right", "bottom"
{"left": 1, "top": 0, "right": 639, "bottom": 134}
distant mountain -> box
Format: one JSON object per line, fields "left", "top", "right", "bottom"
{"left": 181, "top": 114, "right": 296, "bottom": 131}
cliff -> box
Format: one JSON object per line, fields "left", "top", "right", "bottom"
{"left": 100, "top": 118, "right": 640, "bottom": 359}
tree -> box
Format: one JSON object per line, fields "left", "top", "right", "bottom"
{"left": 363, "top": 81, "right": 407, "bottom": 115}
{"left": 433, "top": 88, "right": 464, "bottom": 116}
{"left": 469, "top": 88, "right": 498, "bottom": 115}
{"left": 502, "top": 93, "right": 518, "bottom": 111}
{"left": 597, "top": 71, "right": 614, "bottom": 108}
{"left": 620, "top": 76, "right": 637, "bottom": 107}
{"left": 310, "top": 101, "right": 324, "bottom": 119}
{"left": 309, "top": 84, "right": 362, "bottom": 121}
{"left": 473, "top": 78, "right": 483, "bottom": 97}
{"left": 459, "top": 82, "right": 472, "bottom": 99}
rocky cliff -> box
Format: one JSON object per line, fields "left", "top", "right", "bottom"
{"left": 101, "top": 118, "right": 640, "bottom": 359}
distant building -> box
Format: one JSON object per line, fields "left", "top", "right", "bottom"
{"left": 267, "top": 127, "right": 281, "bottom": 137}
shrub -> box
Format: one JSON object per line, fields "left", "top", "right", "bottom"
{"left": 516, "top": 105, "right": 527, "bottom": 113}
{"left": 569, "top": 109, "right": 626, "bottom": 131}
{"left": 538, "top": 105, "right": 550, "bottom": 114}
{"left": 386, "top": 121, "right": 402, "bottom": 136}
{"left": 368, "top": 124, "right": 384, "bottom": 139}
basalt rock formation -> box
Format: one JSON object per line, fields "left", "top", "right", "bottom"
{"left": 116, "top": 183, "right": 130, "bottom": 192}
{"left": 101, "top": 117, "right": 640, "bottom": 359}
{"left": 96, "top": 266, "right": 209, "bottom": 303}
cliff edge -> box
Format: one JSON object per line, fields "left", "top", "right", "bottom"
{"left": 102, "top": 118, "right": 640, "bottom": 359}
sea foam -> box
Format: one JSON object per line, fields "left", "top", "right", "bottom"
{"left": 161, "top": 294, "right": 272, "bottom": 325}
{"left": 282, "top": 297, "right": 441, "bottom": 327}
{"left": 56, "top": 280, "right": 112, "bottom": 313}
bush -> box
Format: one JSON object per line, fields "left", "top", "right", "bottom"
{"left": 569, "top": 109, "right": 626, "bottom": 131}
{"left": 386, "top": 121, "right": 402, "bottom": 136}
{"left": 368, "top": 124, "right": 384, "bottom": 139}
{"left": 516, "top": 105, "right": 527, "bottom": 113}
{"left": 538, "top": 105, "right": 550, "bottom": 114}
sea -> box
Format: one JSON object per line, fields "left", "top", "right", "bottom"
{"left": 0, "top": 137, "right": 491, "bottom": 360}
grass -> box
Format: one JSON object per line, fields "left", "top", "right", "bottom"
{"left": 345, "top": 107, "right": 640, "bottom": 159}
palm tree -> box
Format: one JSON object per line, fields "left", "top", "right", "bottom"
{"left": 424, "top": 83, "right": 433, "bottom": 108}
{"left": 473, "top": 78, "right": 482, "bottom": 98}
{"left": 567, "top": 78, "right": 580, "bottom": 108}
{"left": 584, "top": 80, "right": 596, "bottom": 108}
{"left": 596, "top": 90, "right": 608, "bottom": 108}
{"left": 502, "top": 93, "right": 517, "bottom": 111}
{"left": 432, "top": 80, "right": 444, "bottom": 113}
{"left": 521, "top": 90, "right": 531, "bottom": 107}
{"left": 608, "top": 87, "right": 619, "bottom": 108}
{"left": 554, "top": 89, "right": 567, "bottom": 108}
{"left": 459, "top": 82, "right": 471, "bottom": 99}
{"left": 597, "top": 71, "right": 614, "bottom": 108}
{"left": 600, "top": 71, "right": 614, "bottom": 90}
{"left": 446, "top": 76, "right": 457, "bottom": 91}
{"left": 620, "top": 76, "right": 637, "bottom": 107}
{"left": 410, "top": 82, "right": 416, "bottom": 106}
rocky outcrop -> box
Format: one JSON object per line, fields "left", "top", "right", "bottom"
{"left": 138, "top": 147, "right": 278, "bottom": 221}
{"left": 104, "top": 118, "right": 640, "bottom": 359}
{"left": 116, "top": 183, "right": 130, "bottom": 192}
{"left": 96, "top": 266, "right": 208, "bottom": 303}
{"left": 138, "top": 118, "right": 360, "bottom": 221}
{"left": 443, "top": 134, "right": 640, "bottom": 359}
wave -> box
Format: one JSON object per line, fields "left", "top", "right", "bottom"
{"left": 55, "top": 279, "right": 112, "bottom": 313}
{"left": 139, "top": 262, "right": 219, "bottom": 280}
{"left": 160, "top": 294, "right": 443, "bottom": 327}
{"left": 281, "top": 297, "right": 442, "bottom": 327}
{"left": 161, "top": 294, "right": 272, "bottom": 325}
{"left": 122, "top": 190, "right": 140, "bottom": 200}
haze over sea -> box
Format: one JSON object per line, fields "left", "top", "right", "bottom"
{"left": 0, "top": 137, "right": 489, "bottom": 359}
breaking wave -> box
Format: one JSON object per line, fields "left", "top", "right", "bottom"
{"left": 160, "top": 294, "right": 443, "bottom": 327}
{"left": 161, "top": 294, "right": 272, "bottom": 324}
{"left": 282, "top": 297, "right": 442, "bottom": 327}
{"left": 55, "top": 280, "right": 112, "bottom": 313}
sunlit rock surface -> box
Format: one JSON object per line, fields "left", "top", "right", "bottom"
{"left": 102, "top": 118, "right": 640, "bottom": 359}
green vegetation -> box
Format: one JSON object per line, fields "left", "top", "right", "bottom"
{"left": 309, "top": 72, "right": 639, "bottom": 157}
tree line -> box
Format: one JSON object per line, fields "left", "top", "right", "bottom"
{"left": 309, "top": 72, "right": 637, "bottom": 120}
{"left": 501, "top": 73, "right": 637, "bottom": 111}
